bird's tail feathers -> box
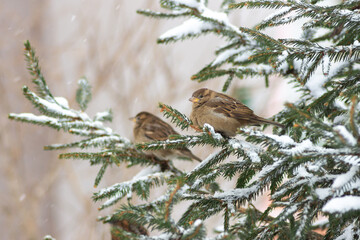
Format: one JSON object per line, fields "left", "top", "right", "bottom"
{"left": 256, "top": 118, "right": 285, "bottom": 129}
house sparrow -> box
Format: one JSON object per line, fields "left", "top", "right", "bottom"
{"left": 189, "top": 88, "right": 285, "bottom": 137}
{"left": 110, "top": 219, "right": 148, "bottom": 239}
{"left": 131, "top": 112, "right": 201, "bottom": 162}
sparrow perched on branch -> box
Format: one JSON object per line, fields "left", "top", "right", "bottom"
{"left": 131, "top": 111, "right": 201, "bottom": 162}
{"left": 189, "top": 88, "right": 285, "bottom": 137}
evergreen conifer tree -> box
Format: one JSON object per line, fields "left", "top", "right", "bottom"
{"left": 10, "top": 0, "right": 360, "bottom": 239}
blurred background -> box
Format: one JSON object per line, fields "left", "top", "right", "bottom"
{"left": 0, "top": 1, "right": 296, "bottom": 239}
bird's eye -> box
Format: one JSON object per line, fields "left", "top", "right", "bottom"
{"left": 199, "top": 95, "right": 203, "bottom": 98}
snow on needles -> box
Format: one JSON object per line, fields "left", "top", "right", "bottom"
{"left": 213, "top": 185, "right": 258, "bottom": 201}
{"left": 35, "top": 93, "right": 79, "bottom": 119}
{"left": 229, "top": 138, "right": 261, "bottom": 163}
{"left": 159, "top": 17, "right": 213, "bottom": 40}
{"left": 323, "top": 196, "right": 360, "bottom": 213}
{"left": 211, "top": 48, "right": 242, "bottom": 66}
{"left": 11, "top": 113, "right": 61, "bottom": 127}
{"left": 334, "top": 125, "right": 357, "bottom": 146}
{"left": 203, "top": 123, "right": 223, "bottom": 140}
{"left": 159, "top": 0, "right": 244, "bottom": 41}
{"left": 54, "top": 96, "right": 70, "bottom": 108}
{"left": 332, "top": 165, "right": 359, "bottom": 189}
{"left": 188, "top": 150, "right": 222, "bottom": 176}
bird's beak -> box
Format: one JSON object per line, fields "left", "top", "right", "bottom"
{"left": 129, "top": 117, "right": 136, "bottom": 122}
{"left": 189, "top": 97, "right": 199, "bottom": 103}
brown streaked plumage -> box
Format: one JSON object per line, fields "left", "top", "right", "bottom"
{"left": 189, "top": 88, "right": 285, "bottom": 137}
{"left": 131, "top": 112, "right": 201, "bottom": 162}
{"left": 110, "top": 219, "right": 148, "bottom": 239}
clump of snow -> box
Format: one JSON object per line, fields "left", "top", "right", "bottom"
{"left": 305, "top": 74, "right": 326, "bottom": 98}
{"left": 202, "top": 8, "right": 229, "bottom": 24}
{"left": 333, "top": 115, "right": 347, "bottom": 125}
{"left": 11, "top": 113, "right": 61, "bottom": 126}
{"left": 339, "top": 155, "right": 360, "bottom": 165}
{"left": 295, "top": 165, "right": 312, "bottom": 178}
{"left": 283, "top": 139, "right": 313, "bottom": 156}
{"left": 215, "top": 225, "right": 224, "bottom": 232}
{"left": 94, "top": 111, "right": 111, "bottom": 121}
{"left": 193, "top": 219, "right": 202, "bottom": 226}
{"left": 54, "top": 97, "right": 69, "bottom": 108}
{"left": 321, "top": 54, "right": 330, "bottom": 75}
{"left": 132, "top": 165, "right": 161, "bottom": 181}
{"left": 332, "top": 165, "right": 358, "bottom": 189}
{"left": 233, "top": 49, "right": 253, "bottom": 62}
{"left": 334, "top": 9, "right": 360, "bottom": 22}
{"left": 246, "top": 150, "right": 261, "bottom": 163}
{"left": 37, "top": 95, "right": 78, "bottom": 118}
{"left": 98, "top": 171, "right": 172, "bottom": 209}
{"left": 160, "top": 0, "right": 246, "bottom": 42}
{"left": 212, "top": 48, "right": 241, "bottom": 66}
{"left": 159, "top": 17, "right": 213, "bottom": 40}
{"left": 245, "top": 129, "right": 296, "bottom": 147}
{"left": 335, "top": 224, "right": 356, "bottom": 240}
{"left": 249, "top": 161, "right": 283, "bottom": 185}
{"left": 229, "top": 138, "right": 261, "bottom": 163}
{"left": 323, "top": 196, "right": 360, "bottom": 213}
{"left": 213, "top": 185, "right": 258, "bottom": 201}
{"left": 334, "top": 125, "right": 357, "bottom": 146}
{"left": 203, "top": 123, "right": 223, "bottom": 140}
{"left": 315, "top": 188, "right": 332, "bottom": 200}
{"left": 79, "top": 136, "right": 121, "bottom": 148}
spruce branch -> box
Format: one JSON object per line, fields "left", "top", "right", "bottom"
{"left": 93, "top": 171, "right": 172, "bottom": 209}
{"left": 165, "top": 178, "right": 183, "bottom": 222}
{"left": 137, "top": 9, "right": 191, "bottom": 18}
{"left": 10, "top": 0, "right": 360, "bottom": 237}
{"left": 76, "top": 77, "right": 92, "bottom": 111}
{"left": 229, "top": 1, "right": 290, "bottom": 10}
{"left": 159, "top": 102, "right": 201, "bottom": 131}
{"left": 238, "top": 26, "right": 287, "bottom": 51}
{"left": 94, "top": 163, "right": 108, "bottom": 188}
{"left": 8, "top": 113, "right": 62, "bottom": 130}
{"left": 24, "top": 40, "right": 55, "bottom": 101}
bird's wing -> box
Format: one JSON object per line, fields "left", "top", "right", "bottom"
{"left": 206, "top": 95, "right": 254, "bottom": 121}
{"left": 144, "top": 120, "right": 178, "bottom": 141}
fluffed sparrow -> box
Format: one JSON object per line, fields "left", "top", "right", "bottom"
{"left": 131, "top": 112, "right": 201, "bottom": 162}
{"left": 189, "top": 88, "right": 284, "bottom": 137}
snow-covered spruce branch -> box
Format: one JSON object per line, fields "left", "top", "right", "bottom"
{"left": 97, "top": 182, "right": 210, "bottom": 239}
{"left": 8, "top": 86, "right": 128, "bottom": 148}
{"left": 150, "top": 0, "right": 249, "bottom": 44}
{"left": 281, "top": 41, "right": 360, "bottom": 63}
{"left": 242, "top": 128, "right": 360, "bottom": 158}
{"left": 57, "top": 149, "right": 151, "bottom": 166}
{"left": 9, "top": 42, "right": 134, "bottom": 151}
{"left": 100, "top": 204, "right": 180, "bottom": 237}
{"left": 94, "top": 171, "right": 173, "bottom": 210}
{"left": 235, "top": 0, "right": 360, "bottom": 31}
